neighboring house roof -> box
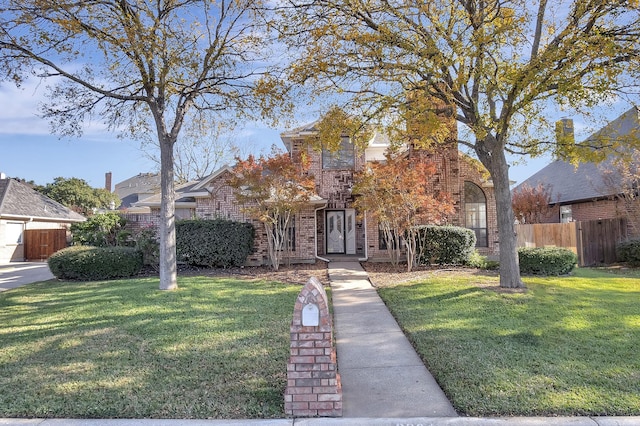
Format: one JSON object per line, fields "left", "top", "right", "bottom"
{"left": 114, "top": 173, "right": 161, "bottom": 208}
{"left": 515, "top": 159, "right": 614, "bottom": 204}
{"left": 0, "top": 178, "right": 86, "bottom": 222}
{"left": 190, "top": 165, "right": 235, "bottom": 193}
{"left": 133, "top": 180, "right": 200, "bottom": 208}
{"left": 182, "top": 165, "right": 327, "bottom": 205}
{"left": 514, "top": 106, "right": 640, "bottom": 204}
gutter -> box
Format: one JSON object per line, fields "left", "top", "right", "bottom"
{"left": 314, "top": 203, "right": 330, "bottom": 263}
{"left": 358, "top": 210, "right": 368, "bottom": 262}
{"left": 0, "top": 214, "right": 85, "bottom": 223}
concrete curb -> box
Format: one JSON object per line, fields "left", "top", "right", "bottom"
{"left": 2, "top": 417, "right": 640, "bottom": 425}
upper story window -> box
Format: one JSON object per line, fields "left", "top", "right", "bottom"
{"left": 322, "top": 137, "right": 355, "bottom": 170}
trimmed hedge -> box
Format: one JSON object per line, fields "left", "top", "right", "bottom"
{"left": 48, "top": 246, "right": 143, "bottom": 281}
{"left": 176, "top": 219, "right": 255, "bottom": 268}
{"left": 416, "top": 225, "right": 476, "bottom": 265}
{"left": 518, "top": 247, "right": 577, "bottom": 275}
{"left": 616, "top": 239, "right": 640, "bottom": 267}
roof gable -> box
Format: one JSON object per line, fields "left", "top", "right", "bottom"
{"left": 0, "top": 179, "right": 86, "bottom": 222}
{"left": 133, "top": 180, "right": 200, "bottom": 207}
{"left": 514, "top": 106, "right": 640, "bottom": 203}
{"left": 190, "top": 165, "right": 234, "bottom": 191}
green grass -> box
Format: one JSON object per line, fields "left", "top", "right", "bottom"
{"left": 0, "top": 276, "right": 301, "bottom": 419}
{"left": 378, "top": 268, "right": 640, "bottom": 417}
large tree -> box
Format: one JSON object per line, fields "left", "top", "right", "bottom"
{"left": 601, "top": 151, "right": 640, "bottom": 235}
{"left": 0, "top": 0, "right": 288, "bottom": 289}
{"left": 143, "top": 118, "right": 241, "bottom": 184}
{"left": 37, "top": 177, "right": 120, "bottom": 216}
{"left": 280, "top": 0, "right": 640, "bottom": 288}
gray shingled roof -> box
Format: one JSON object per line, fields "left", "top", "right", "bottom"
{"left": 0, "top": 179, "right": 86, "bottom": 222}
{"left": 514, "top": 159, "right": 616, "bottom": 204}
{"left": 514, "top": 106, "right": 639, "bottom": 204}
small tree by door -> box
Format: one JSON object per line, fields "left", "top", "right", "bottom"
{"left": 230, "top": 149, "right": 315, "bottom": 270}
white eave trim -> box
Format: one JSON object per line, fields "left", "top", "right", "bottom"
{"left": 134, "top": 201, "right": 197, "bottom": 209}
{"left": 0, "top": 214, "right": 85, "bottom": 223}
{"left": 186, "top": 191, "right": 211, "bottom": 198}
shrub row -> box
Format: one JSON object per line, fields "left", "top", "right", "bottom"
{"left": 176, "top": 219, "right": 255, "bottom": 268}
{"left": 416, "top": 225, "right": 476, "bottom": 265}
{"left": 518, "top": 247, "right": 577, "bottom": 275}
{"left": 48, "top": 246, "right": 143, "bottom": 281}
{"left": 53, "top": 218, "right": 255, "bottom": 280}
{"left": 616, "top": 239, "right": 640, "bottom": 267}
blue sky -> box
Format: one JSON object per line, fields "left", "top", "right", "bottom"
{"left": 0, "top": 74, "right": 634, "bottom": 190}
{"left": 0, "top": 77, "right": 282, "bottom": 188}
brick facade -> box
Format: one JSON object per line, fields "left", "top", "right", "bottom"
{"left": 126, "top": 120, "right": 499, "bottom": 265}
{"left": 540, "top": 197, "right": 640, "bottom": 238}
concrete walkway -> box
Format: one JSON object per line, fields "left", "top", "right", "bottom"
{"left": 328, "top": 261, "right": 458, "bottom": 418}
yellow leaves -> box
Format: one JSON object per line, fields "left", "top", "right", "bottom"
{"left": 312, "top": 106, "right": 372, "bottom": 152}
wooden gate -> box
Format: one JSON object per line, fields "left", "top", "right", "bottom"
{"left": 24, "top": 229, "right": 68, "bottom": 261}
{"left": 578, "top": 218, "right": 628, "bottom": 266}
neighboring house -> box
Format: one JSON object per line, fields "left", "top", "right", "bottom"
{"left": 514, "top": 106, "right": 640, "bottom": 231}
{"left": 0, "top": 176, "right": 86, "bottom": 263}
{"left": 126, "top": 180, "right": 198, "bottom": 234}
{"left": 114, "top": 173, "right": 161, "bottom": 210}
{"left": 129, "top": 115, "right": 499, "bottom": 266}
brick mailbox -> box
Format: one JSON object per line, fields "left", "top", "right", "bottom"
{"left": 285, "top": 276, "right": 342, "bottom": 417}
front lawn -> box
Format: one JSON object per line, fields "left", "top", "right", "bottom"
{"left": 377, "top": 268, "right": 640, "bottom": 416}
{"left": 0, "top": 275, "right": 301, "bottom": 419}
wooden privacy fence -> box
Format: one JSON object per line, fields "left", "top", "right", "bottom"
{"left": 515, "top": 218, "right": 628, "bottom": 266}
{"left": 24, "top": 229, "right": 67, "bottom": 261}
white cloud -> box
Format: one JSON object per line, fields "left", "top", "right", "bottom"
{"left": 0, "top": 75, "right": 115, "bottom": 137}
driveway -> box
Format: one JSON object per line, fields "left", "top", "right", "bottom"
{"left": 0, "top": 262, "right": 55, "bottom": 292}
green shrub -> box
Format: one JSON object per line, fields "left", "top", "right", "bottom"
{"left": 71, "top": 212, "right": 132, "bottom": 247}
{"left": 416, "top": 225, "right": 476, "bottom": 265}
{"left": 467, "top": 250, "right": 500, "bottom": 270}
{"left": 133, "top": 224, "right": 160, "bottom": 270}
{"left": 518, "top": 247, "right": 577, "bottom": 275}
{"left": 176, "top": 219, "right": 255, "bottom": 268}
{"left": 48, "top": 246, "right": 143, "bottom": 281}
{"left": 616, "top": 239, "right": 640, "bottom": 267}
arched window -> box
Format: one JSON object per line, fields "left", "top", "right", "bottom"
{"left": 464, "top": 182, "right": 487, "bottom": 247}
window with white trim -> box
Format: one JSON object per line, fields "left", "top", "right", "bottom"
{"left": 322, "top": 137, "right": 355, "bottom": 170}
{"left": 464, "top": 182, "right": 488, "bottom": 247}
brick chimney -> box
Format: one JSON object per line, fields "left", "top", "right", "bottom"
{"left": 555, "top": 118, "right": 574, "bottom": 144}
{"left": 105, "top": 172, "right": 112, "bottom": 192}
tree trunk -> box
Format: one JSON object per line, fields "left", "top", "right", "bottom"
{"left": 158, "top": 134, "right": 178, "bottom": 290}
{"left": 477, "top": 138, "right": 525, "bottom": 289}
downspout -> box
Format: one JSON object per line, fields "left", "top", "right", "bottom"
{"left": 315, "top": 203, "right": 330, "bottom": 263}
{"left": 358, "top": 210, "right": 368, "bottom": 262}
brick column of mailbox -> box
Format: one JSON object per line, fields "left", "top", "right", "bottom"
{"left": 285, "top": 277, "right": 342, "bottom": 417}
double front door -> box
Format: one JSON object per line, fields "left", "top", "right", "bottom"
{"left": 326, "top": 209, "right": 356, "bottom": 255}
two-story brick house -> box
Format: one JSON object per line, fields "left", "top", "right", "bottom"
{"left": 134, "top": 118, "right": 498, "bottom": 266}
